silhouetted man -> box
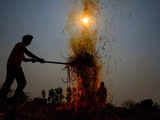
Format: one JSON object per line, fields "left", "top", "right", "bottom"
{"left": 0, "top": 35, "right": 45, "bottom": 100}
{"left": 97, "top": 82, "right": 107, "bottom": 107}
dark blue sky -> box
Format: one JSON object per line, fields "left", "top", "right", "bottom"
{"left": 0, "top": 0, "right": 160, "bottom": 105}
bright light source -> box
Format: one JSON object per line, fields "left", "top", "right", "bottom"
{"left": 82, "top": 17, "right": 89, "bottom": 24}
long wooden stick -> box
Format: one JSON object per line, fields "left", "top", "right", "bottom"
{"left": 45, "top": 61, "right": 70, "bottom": 65}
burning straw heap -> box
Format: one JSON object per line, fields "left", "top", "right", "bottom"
{"left": 65, "top": 0, "right": 102, "bottom": 107}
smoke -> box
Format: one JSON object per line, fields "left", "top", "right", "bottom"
{"left": 65, "top": 0, "right": 100, "bottom": 55}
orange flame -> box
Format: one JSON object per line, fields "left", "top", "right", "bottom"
{"left": 65, "top": 0, "right": 102, "bottom": 107}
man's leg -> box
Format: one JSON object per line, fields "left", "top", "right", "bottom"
{"left": 0, "top": 67, "right": 15, "bottom": 99}
{"left": 14, "top": 67, "right": 26, "bottom": 98}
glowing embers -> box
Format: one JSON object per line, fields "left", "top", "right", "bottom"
{"left": 67, "top": 52, "right": 100, "bottom": 99}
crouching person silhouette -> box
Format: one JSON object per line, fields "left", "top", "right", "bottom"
{"left": 0, "top": 35, "right": 45, "bottom": 102}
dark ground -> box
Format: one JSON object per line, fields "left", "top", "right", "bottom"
{"left": 0, "top": 98, "right": 160, "bottom": 120}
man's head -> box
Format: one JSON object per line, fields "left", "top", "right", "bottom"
{"left": 22, "top": 35, "right": 33, "bottom": 46}
{"left": 100, "top": 82, "right": 104, "bottom": 87}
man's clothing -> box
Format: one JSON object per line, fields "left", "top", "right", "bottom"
{"left": 7, "top": 42, "right": 25, "bottom": 67}
{"left": 0, "top": 65, "right": 26, "bottom": 98}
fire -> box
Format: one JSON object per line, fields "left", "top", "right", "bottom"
{"left": 65, "top": 0, "right": 102, "bottom": 108}
{"left": 82, "top": 17, "right": 89, "bottom": 25}
{"left": 82, "top": 17, "right": 88, "bottom": 24}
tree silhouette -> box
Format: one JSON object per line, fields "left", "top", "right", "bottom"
{"left": 122, "top": 100, "right": 136, "bottom": 110}
{"left": 140, "top": 99, "right": 153, "bottom": 109}
{"left": 41, "top": 89, "right": 46, "bottom": 99}
{"left": 48, "top": 88, "right": 55, "bottom": 104}
{"left": 55, "top": 87, "right": 64, "bottom": 105}
{"left": 48, "top": 87, "right": 64, "bottom": 105}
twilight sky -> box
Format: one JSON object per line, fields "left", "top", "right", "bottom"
{"left": 0, "top": 0, "right": 160, "bottom": 105}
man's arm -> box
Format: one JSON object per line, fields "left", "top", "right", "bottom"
{"left": 24, "top": 48, "right": 45, "bottom": 63}
{"left": 23, "top": 57, "right": 37, "bottom": 63}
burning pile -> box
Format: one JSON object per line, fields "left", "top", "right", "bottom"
{"left": 65, "top": 0, "right": 102, "bottom": 107}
